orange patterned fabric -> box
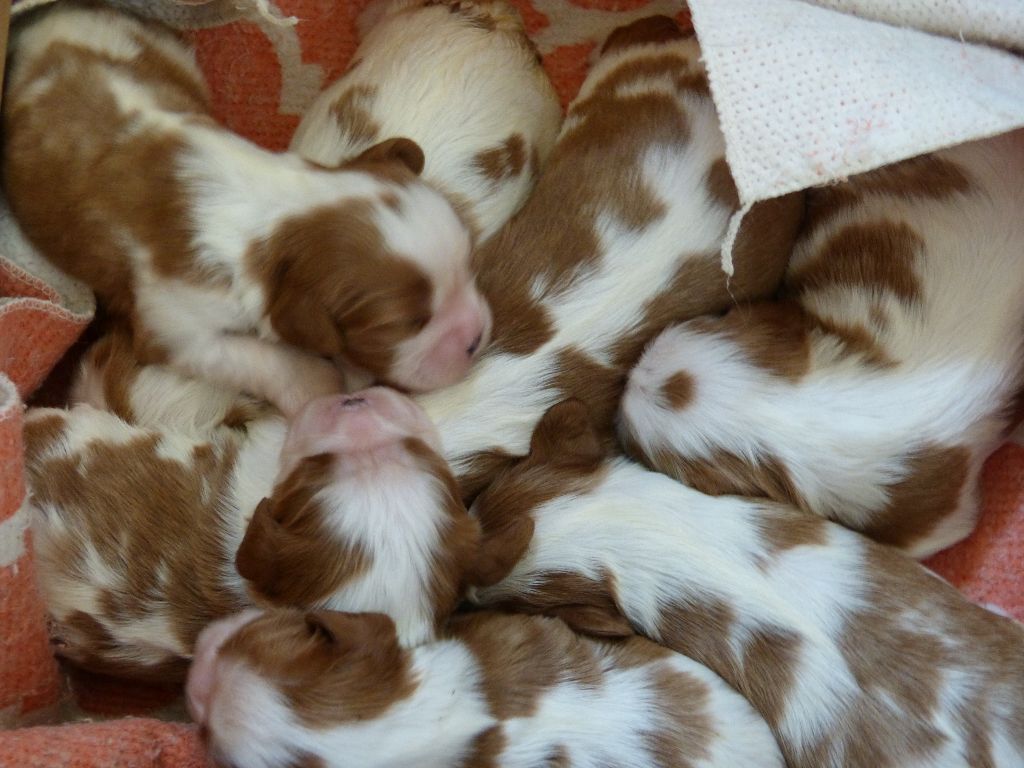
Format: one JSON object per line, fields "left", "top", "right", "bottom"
{"left": 0, "top": 2, "right": 1021, "bottom": 765}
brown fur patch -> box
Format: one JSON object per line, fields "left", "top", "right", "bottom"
{"left": 81, "top": 330, "right": 142, "bottom": 421}
{"left": 235, "top": 454, "right": 372, "bottom": 607}
{"left": 788, "top": 221, "right": 924, "bottom": 304}
{"left": 329, "top": 85, "right": 381, "bottom": 146}
{"left": 222, "top": 610, "right": 416, "bottom": 728}
{"left": 23, "top": 412, "right": 69, "bottom": 466}
{"left": 661, "top": 371, "right": 695, "bottom": 410}
{"left": 740, "top": 627, "right": 802, "bottom": 730}
{"left": 600, "top": 15, "right": 688, "bottom": 55}
{"left": 461, "top": 725, "right": 506, "bottom": 768}
{"left": 450, "top": 612, "right": 603, "bottom": 718}
{"left": 805, "top": 311, "right": 895, "bottom": 367}
{"left": 697, "top": 301, "right": 813, "bottom": 382}
{"left": 474, "top": 134, "right": 528, "bottom": 183}
{"left": 802, "top": 153, "right": 972, "bottom": 235}
{"left": 705, "top": 157, "right": 740, "bottom": 209}
{"left": 644, "top": 666, "right": 715, "bottom": 768}
{"left": 755, "top": 504, "right": 829, "bottom": 558}
{"left": 27, "top": 429, "right": 245, "bottom": 680}
{"left": 250, "top": 201, "right": 432, "bottom": 380}
{"left": 861, "top": 445, "right": 971, "bottom": 550}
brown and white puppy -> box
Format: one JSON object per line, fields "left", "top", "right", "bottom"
{"left": 291, "top": 0, "right": 562, "bottom": 244}
{"left": 70, "top": 327, "right": 273, "bottom": 441}
{"left": 25, "top": 387, "right": 475, "bottom": 680}
{"left": 413, "top": 16, "right": 804, "bottom": 500}
{"left": 468, "top": 400, "right": 1024, "bottom": 768}
{"left": 186, "top": 608, "right": 784, "bottom": 768}
{"left": 619, "top": 130, "right": 1024, "bottom": 557}
{"left": 4, "top": 5, "right": 491, "bottom": 416}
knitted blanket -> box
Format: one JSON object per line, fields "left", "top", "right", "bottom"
{"left": 1, "top": 1, "right": 1022, "bottom": 765}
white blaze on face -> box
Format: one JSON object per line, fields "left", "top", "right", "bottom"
{"left": 376, "top": 183, "right": 492, "bottom": 392}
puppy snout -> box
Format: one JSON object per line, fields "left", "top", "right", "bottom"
{"left": 467, "top": 333, "right": 483, "bottom": 357}
{"left": 341, "top": 396, "right": 368, "bottom": 409}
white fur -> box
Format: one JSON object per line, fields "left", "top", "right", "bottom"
{"left": 190, "top": 610, "right": 781, "bottom": 768}
{"left": 290, "top": 0, "right": 562, "bottom": 243}
{"left": 470, "top": 457, "right": 1024, "bottom": 768}
{"left": 621, "top": 130, "right": 1024, "bottom": 557}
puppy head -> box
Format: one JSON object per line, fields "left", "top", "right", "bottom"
{"left": 263, "top": 138, "right": 492, "bottom": 393}
{"left": 187, "top": 608, "right": 414, "bottom": 768}
{"left": 236, "top": 388, "right": 478, "bottom": 636}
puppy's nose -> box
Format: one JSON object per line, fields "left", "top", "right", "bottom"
{"left": 467, "top": 333, "right": 483, "bottom": 357}
{"left": 340, "top": 397, "right": 367, "bottom": 409}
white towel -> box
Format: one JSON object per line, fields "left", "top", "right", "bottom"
{"left": 687, "top": 0, "right": 1024, "bottom": 271}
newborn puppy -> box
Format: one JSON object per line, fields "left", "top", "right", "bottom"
{"left": 468, "top": 401, "right": 1024, "bottom": 768}
{"left": 236, "top": 386, "right": 480, "bottom": 646}
{"left": 25, "top": 388, "right": 474, "bottom": 680}
{"left": 620, "top": 130, "right": 1024, "bottom": 557}
{"left": 414, "top": 16, "right": 804, "bottom": 499}
{"left": 291, "top": 0, "right": 562, "bottom": 243}
{"left": 71, "top": 327, "right": 273, "bottom": 440}
{"left": 187, "top": 608, "right": 783, "bottom": 768}
{"left": 4, "top": 5, "right": 490, "bottom": 415}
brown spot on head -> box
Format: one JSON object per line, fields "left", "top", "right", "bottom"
{"left": 474, "top": 134, "right": 528, "bottom": 183}
{"left": 236, "top": 454, "right": 371, "bottom": 607}
{"left": 861, "top": 445, "right": 971, "bottom": 551}
{"left": 252, "top": 201, "right": 433, "bottom": 379}
{"left": 220, "top": 609, "right": 416, "bottom": 727}
{"left": 661, "top": 371, "right": 695, "bottom": 410}
{"left": 600, "top": 15, "right": 688, "bottom": 56}
{"left": 329, "top": 85, "right": 382, "bottom": 148}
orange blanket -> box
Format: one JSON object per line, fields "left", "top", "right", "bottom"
{"left": 1, "top": 1, "right": 1021, "bottom": 764}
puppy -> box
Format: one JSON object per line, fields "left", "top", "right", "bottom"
{"left": 619, "top": 130, "right": 1024, "bottom": 557}
{"left": 186, "top": 608, "right": 784, "bottom": 768}
{"left": 291, "top": 0, "right": 562, "bottom": 243}
{"left": 25, "top": 387, "right": 475, "bottom": 680}
{"left": 413, "top": 16, "right": 804, "bottom": 499}
{"left": 70, "top": 327, "right": 273, "bottom": 440}
{"left": 468, "top": 401, "right": 1024, "bottom": 768}
{"left": 4, "top": 5, "right": 491, "bottom": 416}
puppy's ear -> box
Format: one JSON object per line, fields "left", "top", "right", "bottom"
{"left": 549, "top": 605, "right": 634, "bottom": 639}
{"left": 355, "top": 137, "right": 425, "bottom": 175}
{"left": 304, "top": 610, "right": 398, "bottom": 652}
{"left": 468, "top": 515, "right": 535, "bottom": 588}
{"left": 266, "top": 286, "right": 346, "bottom": 359}
{"left": 235, "top": 498, "right": 284, "bottom": 590}
{"left": 528, "top": 399, "right": 603, "bottom": 469}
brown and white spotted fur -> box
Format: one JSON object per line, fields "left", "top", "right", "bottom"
{"left": 186, "top": 608, "right": 783, "bottom": 768}
{"left": 4, "top": 5, "right": 490, "bottom": 415}
{"left": 469, "top": 400, "right": 1024, "bottom": 768}
{"left": 291, "top": 0, "right": 562, "bottom": 244}
{"left": 25, "top": 387, "right": 475, "bottom": 680}
{"left": 620, "top": 131, "right": 1024, "bottom": 557}
{"left": 414, "top": 16, "right": 805, "bottom": 500}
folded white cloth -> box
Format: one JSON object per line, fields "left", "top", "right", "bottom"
{"left": 687, "top": 0, "right": 1024, "bottom": 271}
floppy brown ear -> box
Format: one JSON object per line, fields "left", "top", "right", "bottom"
{"left": 304, "top": 610, "right": 398, "bottom": 650}
{"left": 548, "top": 605, "right": 634, "bottom": 639}
{"left": 528, "top": 399, "right": 604, "bottom": 468}
{"left": 467, "top": 515, "right": 535, "bottom": 588}
{"left": 354, "top": 137, "right": 425, "bottom": 175}
{"left": 266, "top": 284, "right": 346, "bottom": 359}
{"left": 235, "top": 498, "right": 282, "bottom": 587}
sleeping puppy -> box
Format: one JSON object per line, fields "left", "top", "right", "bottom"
{"left": 70, "top": 326, "right": 273, "bottom": 440}
{"left": 4, "top": 4, "right": 491, "bottom": 416}
{"left": 467, "top": 400, "right": 1024, "bottom": 768}
{"left": 291, "top": 0, "right": 562, "bottom": 243}
{"left": 619, "top": 130, "right": 1024, "bottom": 557}
{"left": 413, "top": 15, "right": 804, "bottom": 500}
{"left": 25, "top": 387, "right": 475, "bottom": 681}
{"left": 186, "top": 608, "right": 784, "bottom": 768}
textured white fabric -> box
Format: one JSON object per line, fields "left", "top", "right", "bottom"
{"left": 687, "top": 0, "right": 1024, "bottom": 271}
